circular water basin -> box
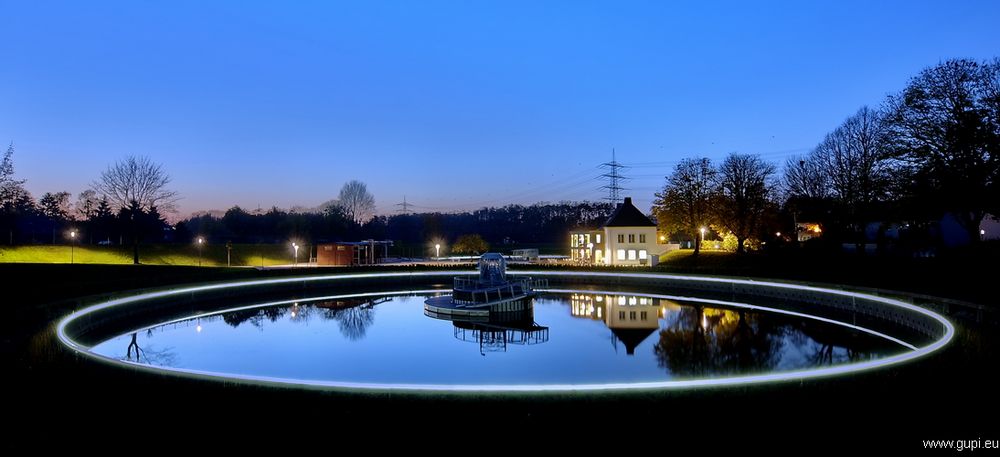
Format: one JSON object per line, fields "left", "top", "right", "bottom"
{"left": 57, "top": 271, "right": 954, "bottom": 392}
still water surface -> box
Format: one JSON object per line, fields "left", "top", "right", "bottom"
{"left": 91, "top": 292, "right": 904, "bottom": 384}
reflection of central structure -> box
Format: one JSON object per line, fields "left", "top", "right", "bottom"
{"left": 424, "top": 253, "right": 547, "bottom": 316}
{"left": 425, "top": 253, "right": 549, "bottom": 354}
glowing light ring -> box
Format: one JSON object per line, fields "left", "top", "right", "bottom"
{"left": 56, "top": 270, "right": 954, "bottom": 393}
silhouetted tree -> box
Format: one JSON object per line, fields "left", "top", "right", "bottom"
{"left": 652, "top": 158, "right": 718, "bottom": 255}
{"left": 716, "top": 153, "right": 776, "bottom": 253}
{"left": 885, "top": 58, "right": 1000, "bottom": 242}
{"left": 812, "top": 106, "right": 899, "bottom": 247}
{"left": 94, "top": 156, "right": 178, "bottom": 263}
{"left": 337, "top": 180, "right": 375, "bottom": 224}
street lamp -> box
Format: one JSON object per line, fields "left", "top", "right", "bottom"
{"left": 776, "top": 232, "right": 782, "bottom": 237}
{"left": 69, "top": 230, "right": 77, "bottom": 264}
{"left": 197, "top": 237, "right": 204, "bottom": 266}
{"left": 292, "top": 243, "right": 299, "bottom": 267}
{"left": 700, "top": 227, "right": 706, "bottom": 247}
{"left": 435, "top": 243, "right": 440, "bottom": 259}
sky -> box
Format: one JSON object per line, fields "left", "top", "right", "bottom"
{"left": 2, "top": 1, "right": 999, "bottom": 218}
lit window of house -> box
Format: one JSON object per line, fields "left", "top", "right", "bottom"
{"left": 616, "top": 249, "right": 626, "bottom": 260}
{"left": 596, "top": 234, "right": 601, "bottom": 243}
{"left": 627, "top": 250, "right": 636, "bottom": 260}
{"left": 639, "top": 250, "right": 648, "bottom": 260}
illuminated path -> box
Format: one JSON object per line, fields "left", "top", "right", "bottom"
{"left": 57, "top": 271, "right": 955, "bottom": 393}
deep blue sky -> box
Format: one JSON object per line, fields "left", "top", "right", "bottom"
{"left": 3, "top": 1, "right": 999, "bottom": 217}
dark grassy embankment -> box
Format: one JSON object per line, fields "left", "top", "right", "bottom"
{"left": 4, "top": 258, "right": 998, "bottom": 450}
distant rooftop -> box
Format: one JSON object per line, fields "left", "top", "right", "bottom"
{"left": 604, "top": 197, "right": 656, "bottom": 227}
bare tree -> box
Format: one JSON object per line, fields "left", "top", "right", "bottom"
{"left": 717, "top": 153, "right": 776, "bottom": 253}
{"left": 93, "top": 155, "right": 179, "bottom": 213}
{"left": 94, "top": 156, "right": 178, "bottom": 263}
{"left": 782, "top": 155, "right": 828, "bottom": 200}
{"left": 810, "top": 106, "right": 897, "bottom": 246}
{"left": 652, "top": 158, "right": 718, "bottom": 255}
{"left": 885, "top": 58, "right": 1000, "bottom": 242}
{"left": 337, "top": 180, "right": 375, "bottom": 224}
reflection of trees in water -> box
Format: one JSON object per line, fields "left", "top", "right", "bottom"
{"left": 124, "top": 332, "right": 177, "bottom": 366}
{"left": 216, "top": 298, "right": 382, "bottom": 340}
{"left": 791, "top": 322, "right": 876, "bottom": 365}
{"left": 223, "top": 306, "right": 287, "bottom": 329}
{"left": 654, "top": 306, "right": 784, "bottom": 377}
{"left": 321, "top": 306, "right": 376, "bottom": 341}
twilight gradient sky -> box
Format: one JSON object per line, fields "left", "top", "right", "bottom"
{"left": 2, "top": 1, "right": 999, "bottom": 217}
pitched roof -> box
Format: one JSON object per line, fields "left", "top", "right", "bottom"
{"left": 604, "top": 197, "right": 656, "bottom": 227}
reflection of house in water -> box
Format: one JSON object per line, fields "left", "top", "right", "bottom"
{"left": 569, "top": 293, "right": 680, "bottom": 355}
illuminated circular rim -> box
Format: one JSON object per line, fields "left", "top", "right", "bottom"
{"left": 56, "top": 270, "right": 955, "bottom": 393}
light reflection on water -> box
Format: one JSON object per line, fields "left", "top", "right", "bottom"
{"left": 91, "top": 292, "right": 903, "bottom": 385}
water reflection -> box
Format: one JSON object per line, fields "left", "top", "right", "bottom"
{"left": 222, "top": 297, "right": 387, "bottom": 341}
{"left": 427, "top": 307, "right": 550, "bottom": 356}
{"left": 569, "top": 293, "right": 666, "bottom": 355}
{"left": 94, "top": 292, "right": 900, "bottom": 384}
{"left": 654, "top": 306, "right": 783, "bottom": 377}
{"left": 123, "top": 331, "right": 177, "bottom": 366}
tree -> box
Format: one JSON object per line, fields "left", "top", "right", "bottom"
{"left": 885, "top": 59, "right": 1000, "bottom": 242}
{"left": 716, "top": 153, "right": 776, "bottom": 253}
{"left": 1, "top": 143, "right": 33, "bottom": 244}
{"left": 94, "top": 155, "right": 179, "bottom": 213}
{"left": 94, "top": 156, "right": 178, "bottom": 263}
{"left": 39, "top": 191, "right": 73, "bottom": 222}
{"left": 76, "top": 189, "right": 99, "bottom": 221}
{"left": 337, "top": 180, "right": 375, "bottom": 224}
{"left": 803, "top": 106, "right": 899, "bottom": 248}
{"left": 452, "top": 234, "right": 489, "bottom": 255}
{"left": 652, "top": 158, "right": 718, "bottom": 255}
{"left": 783, "top": 156, "right": 828, "bottom": 200}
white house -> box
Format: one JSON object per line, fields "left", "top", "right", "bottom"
{"left": 569, "top": 197, "right": 669, "bottom": 266}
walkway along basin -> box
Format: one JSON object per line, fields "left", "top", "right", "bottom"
{"left": 56, "top": 270, "right": 955, "bottom": 393}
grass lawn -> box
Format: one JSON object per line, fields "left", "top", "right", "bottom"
{"left": 0, "top": 243, "right": 295, "bottom": 266}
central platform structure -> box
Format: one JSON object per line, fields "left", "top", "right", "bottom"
{"left": 424, "top": 253, "right": 547, "bottom": 318}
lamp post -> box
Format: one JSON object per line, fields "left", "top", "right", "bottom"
{"left": 293, "top": 243, "right": 299, "bottom": 267}
{"left": 197, "top": 237, "right": 204, "bottom": 266}
{"left": 435, "top": 243, "right": 440, "bottom": 259}
{"left": 69, "top": 230, "right": 77, "bottom": 264}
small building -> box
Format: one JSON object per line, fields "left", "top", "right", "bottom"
{"left": 570, "top": 197, "right": 668, "bottom": 266}
{"left": 511, "top": 248, "right": 539, "bottom": 261}
{"left": 316, "top": 240, "right": 392, "bottom": 266}
{"left": 796, "top": 222, "right": 823, "bottom": 242}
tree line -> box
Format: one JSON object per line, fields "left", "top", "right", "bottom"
{"left": 655, "top": 58, "right": 1000, "bottom": 255}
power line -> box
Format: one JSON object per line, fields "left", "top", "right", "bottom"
{"left": 599, "top": 148, "right": 629, "bottom": 204}
{"left": 394, "top": 196, "right": 412, "bottom": 214}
